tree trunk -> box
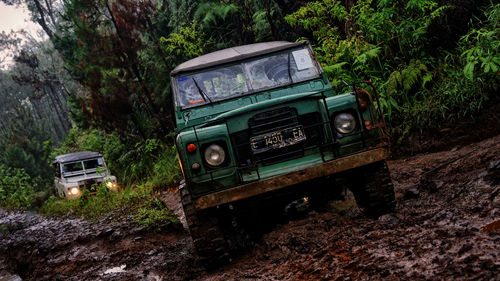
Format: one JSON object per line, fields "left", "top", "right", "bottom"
{"left": 33, "top": 0, "right": 54, "bottom": 39}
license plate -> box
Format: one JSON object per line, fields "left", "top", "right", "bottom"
{"left": 250, "top": 125, "right": 306, "bottom": 154}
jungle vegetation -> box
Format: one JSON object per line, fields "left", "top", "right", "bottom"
{"left": 0, "top": 0, "right": 498, "bottom": 215}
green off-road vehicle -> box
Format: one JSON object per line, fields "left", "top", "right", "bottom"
{"left": 172, "top": 41, "right": 395, "bottom": 264}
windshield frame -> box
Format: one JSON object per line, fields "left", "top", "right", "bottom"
{"left": 172, "top": 45, "right": 322, "bottom": 109}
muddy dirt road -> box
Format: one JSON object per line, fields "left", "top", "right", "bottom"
{"left": 1, "top": 134, "right": 499, "bottom": 280}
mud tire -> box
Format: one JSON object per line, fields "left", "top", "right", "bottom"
{"left": 348, "top": 161, "right": 396, "bottom": 218}
{"left": 179, "top": 180, "right": 229, "bottom": 268}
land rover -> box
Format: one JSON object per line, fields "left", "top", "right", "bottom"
{"left": 172, "top": 41, "right": 395, "bottom": 264}
{"left": 53, "top": 151, "right": 118, "bottom": 198}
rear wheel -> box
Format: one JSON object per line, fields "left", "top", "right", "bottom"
{"left": 348, "top": 161, "right": 396, "bottom": 218}
{"left": 179, "top": 180, "right": 230, "bottom": 268}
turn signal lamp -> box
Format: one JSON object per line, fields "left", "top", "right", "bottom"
{"left": 187, "top": 143, "right": 197, "bottom": 153}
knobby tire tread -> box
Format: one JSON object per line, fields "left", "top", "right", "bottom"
{"left": 179, "top": 181, "right": 229, "bottom": 268}
{"left": 349, "top": 161, "right": 396, "bottom": 218}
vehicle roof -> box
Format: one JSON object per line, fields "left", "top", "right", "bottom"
{"left": 171, "top": 40, "right": 308, "bottom": 76}
{"left": 54, "top": 151, "right": 103, "bottom": 164}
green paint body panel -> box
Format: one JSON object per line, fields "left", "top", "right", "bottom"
{"left": 173, "top": 43, "right": 389, "bottom": 204}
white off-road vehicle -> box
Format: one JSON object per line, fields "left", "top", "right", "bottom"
{"left": 53, "top": 151, "right": 118, "bottom": 198}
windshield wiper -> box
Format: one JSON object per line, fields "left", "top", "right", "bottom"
{"left": 192, "top": 77, "right": 212, "bottom": 103}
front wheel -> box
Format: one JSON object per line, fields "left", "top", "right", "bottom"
{"left": 179, "top": 180, "right": 230, "bottom": 268}
{"left": 348, "top": 161, "right": 396, "bottom": 218}
{"left": 54, "top": 185, "right": 63, "bottom": 198}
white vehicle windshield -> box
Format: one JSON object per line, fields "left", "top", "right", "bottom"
{"left": 62, "top": 158, "right": 104, "bottom": 175}
{"left": 174, "top": 47, "right": 320, "bottom": 107}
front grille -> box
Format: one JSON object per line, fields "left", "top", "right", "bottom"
{"left": 249, "top": 107, "right": 298, "bottom": 135}
{"left": 231, "top": 107, "right": 326, "bottom": 167}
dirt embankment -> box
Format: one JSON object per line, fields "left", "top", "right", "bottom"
{"left": 1, "top": 134, "right": 499, "bottom": 280}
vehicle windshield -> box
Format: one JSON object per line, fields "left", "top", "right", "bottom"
{"left": 62, "top": 158, "right": 104, "bottom": 175}
{"left": 173, "top": 47, "right": 320, "bottom": 107}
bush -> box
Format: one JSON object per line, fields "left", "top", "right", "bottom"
{"left": 285, "top": 1, "right": 499, "bottom": 141}
{"left": 118, "top": 137, "right": 181, "bottom": 188}
{"left": 39, "top": 183, "right": 179, "bottom": 227}
{"left": 150, "top": 145, "right": 182, "bottom": 189}
{"left": 0, "top": 166, "right": 35, "bottom": 209}
{"left": 51, "top": 128, "right": 107, "bottom": 157}
{"left": 40, "top": 183, "right": 125, "bottom": 219}
{"left": 133, "top": 198, "right": 179, "bottom": 232}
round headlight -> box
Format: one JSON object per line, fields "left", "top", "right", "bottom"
{"left": 70, "top": 187, "right": 80, "bottom": 195}
{"left": 204, "top": 144, "right": 226, "bottom": 167}
{"left": 334, "top": 113, "right": 357, "bottom": 134}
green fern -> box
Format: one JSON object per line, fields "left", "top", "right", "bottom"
{"left": 194, "top": 3, "right": 238, "bottom": 27}
{"left": 387, "top": 70, "right": 401, "bottom": 96}
{"left": 387, "top": 60, "right": 431, "bottom": 95}
{"left": 159, "top": 24, "right": 206, "bottom": 59}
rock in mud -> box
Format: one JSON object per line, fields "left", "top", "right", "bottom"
{"left": 480, "top": 219, "right": 500, "bottom": 234}
{"left": 403, "top": 188, "right": 420, "bottom": 200}
{"left": 0, "top": 271, "right": 22, "bottom": 281}
{"left": 378, "top": 214, "right": 399, "bottom": 225}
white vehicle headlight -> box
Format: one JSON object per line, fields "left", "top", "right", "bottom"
{"left": 70, "top": 187, "right": 80, "bottom": 195}
{"left": 204, "top": 144, "right": 226, "bottom": 167}
{"left": 106, "top": 182, "right": 113, "bottom": 188}
{"left": 334, "top": 113, "right": 357, "bottom": 134}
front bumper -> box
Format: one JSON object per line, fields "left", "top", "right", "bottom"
{"left": 193, "top": 147, "right": 390, "bottom": 210}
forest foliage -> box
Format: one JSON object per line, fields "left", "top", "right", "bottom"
{"left": 0, "top": 0, "right": 498, "bottom": 213}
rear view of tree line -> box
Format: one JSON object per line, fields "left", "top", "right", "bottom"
{"left": 0, "top": 0, "right": 498, "bottom": 211}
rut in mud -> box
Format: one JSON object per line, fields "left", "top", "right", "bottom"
{"left": 1, "top": 134, "right": 499, "bottom": 280}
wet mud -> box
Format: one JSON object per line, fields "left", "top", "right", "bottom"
{"left": 1, "top": 134, "right": 499, "bottom": 280}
